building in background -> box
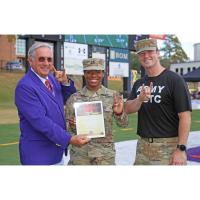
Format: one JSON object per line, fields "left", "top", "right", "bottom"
{"left": 0, "top": 35, "right": 16, "bottom": 69}
{"left": 0, "top": 35, "right": 26, "bottom": 70}
{"left": 170, "top": 42, "right": 200, "bottom": 76}
{"left": 16, "top": 38, "right": 26, "bottom": 67}
{"left": 194, "top": 43, "right": 200, "bottom": 61}
{"left": 170, "top": 61, "right": 200, "bottom": 75}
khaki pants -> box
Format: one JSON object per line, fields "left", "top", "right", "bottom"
{"left": 134, "top": 137, "right": 178, "bottom": 165}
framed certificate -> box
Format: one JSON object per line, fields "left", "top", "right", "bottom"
{"left": 74, "top": 101, "right": 105, "bottom": 138}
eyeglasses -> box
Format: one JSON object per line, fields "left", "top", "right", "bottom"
{"left": 38, "top": 57, "right": 53, "bottom": 62}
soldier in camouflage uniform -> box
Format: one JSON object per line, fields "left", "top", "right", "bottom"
{"left": 65, "top": 58, "right": 128, "bottom": 165}
{"left": 125, "top": 39, "right": 191, "bottom": 165}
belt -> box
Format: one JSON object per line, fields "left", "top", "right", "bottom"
{"left": 141, "top": 137, "right": 178, "bottom": 143}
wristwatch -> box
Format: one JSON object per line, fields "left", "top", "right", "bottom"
{"left": 176, "top": 144, "right": 187, "bottom": 151}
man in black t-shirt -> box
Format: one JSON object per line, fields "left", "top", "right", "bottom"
{"left": 125, "top": 38, "right": 192, "bottom": 165}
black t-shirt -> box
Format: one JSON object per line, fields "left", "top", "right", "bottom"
{"left": 128, "top": 69, "right": 192, "bottom": 138}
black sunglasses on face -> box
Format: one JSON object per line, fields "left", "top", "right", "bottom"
{"left": 38, "top": 57, "right": 53, "bottom": 62}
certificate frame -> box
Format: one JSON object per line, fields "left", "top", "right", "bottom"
{"left": 74, "top": 101, "right": 105, "bottom": 138}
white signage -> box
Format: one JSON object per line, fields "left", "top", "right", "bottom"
{"left": 109, "top": 62, "right": 129, "bottom": 77}
{"left": 110, "top": 49, "right": 128, "bottom": 60}
{"left": 64, "top": 42, "right": 88, "bottom": 75}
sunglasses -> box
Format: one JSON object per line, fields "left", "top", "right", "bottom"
{"left": 38, "top": 57, "right": 53, "bottom": 62}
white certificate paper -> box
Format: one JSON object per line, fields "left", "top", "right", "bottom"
{"left": 74, "top": 101, "right": 105, "bottom": 138}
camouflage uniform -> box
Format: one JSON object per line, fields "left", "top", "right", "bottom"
{"left": 134, "top": 137, "right": 178, "bottom": 165}
{"left": 65, "top": 85, "right": 128, "bottom": 165}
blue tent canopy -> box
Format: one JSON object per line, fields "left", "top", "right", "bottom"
{"left": 183, "top": 67, "right": 200, "bottom": 82}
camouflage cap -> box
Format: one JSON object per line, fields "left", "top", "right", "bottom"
{"left": 135, "top": 38, "right": 158, "bottom": 54}
{"left": 82, "top": 58, "right": 105, "bottom": 71}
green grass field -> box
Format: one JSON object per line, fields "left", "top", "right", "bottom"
{"left": 0, "top": 71, "right": 200, "bottom": 165}
{"left": 0, "top": 71, "right": 24, "bottom": 164}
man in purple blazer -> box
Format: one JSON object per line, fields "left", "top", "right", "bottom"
{"left": 15, "top": 42, "right": 90, "bottom": 165}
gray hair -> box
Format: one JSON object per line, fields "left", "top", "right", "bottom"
{"left": 28, "top": 42, "right": 53, "bottom": 58}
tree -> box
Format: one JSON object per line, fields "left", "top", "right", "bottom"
{"left": 160, "top": 35, "right": 189, "bottom": 68}
{"left": 130, "top": 52, "right": 141, "bottom": 72}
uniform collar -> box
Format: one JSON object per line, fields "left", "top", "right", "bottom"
{"left": 80, "top": 85, "right": 107, "bottom": 97}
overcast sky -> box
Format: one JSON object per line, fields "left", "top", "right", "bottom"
{"left": 178, "top": 34, "right": 200, "bottom": 60}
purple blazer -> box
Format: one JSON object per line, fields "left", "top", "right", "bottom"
{"left": 15, "top": 69, "right": 76, "bottom": 165}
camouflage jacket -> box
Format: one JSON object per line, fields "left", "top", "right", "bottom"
{"left": 65, "top": 85, "right": 128, "bottom": 144}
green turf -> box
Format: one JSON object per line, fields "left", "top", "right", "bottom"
{"left": 108, "top": 79, "right": 123, "bottom": 93}
{"left": 0, "top": 124, "right": 20, "bottom": 143}
{"left": 0, "top": 71, "right": 24, "bottom": 106}
{"left": 113, "top": 113, "right": 138, "bottom": 142}
{"left": 0, "top": 72, "right": 23, "bottom": 164}
{"left": 0, "top": 145, "right": 20, "bottom": 165}
{"left": 191, "top": 110, "right": 200, "bottom": 131}
{"left": 0, "top": 124, "right": 20, "bottom": 165}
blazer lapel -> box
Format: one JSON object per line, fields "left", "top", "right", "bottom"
{"left": 28, "top": 70, "right": 58, "bottom": 103}
{"left": 28, "top": 70, "right": 65, "bottom": 122}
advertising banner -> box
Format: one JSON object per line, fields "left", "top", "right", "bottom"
{"left": 109, "top": 48, "right": 129, "bottom": 77}
{"left": 65, "top": 35, "right": 128, "bottom": 49}
{"left": 109, "top": 62, "right": 129, "bottom": 77}
{"left": 64, "top": 42, "right": 88, "bottom": 75}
